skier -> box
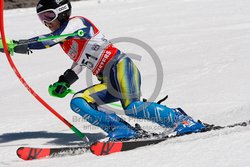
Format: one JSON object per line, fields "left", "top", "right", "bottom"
{"left": 3, "top": 0, "right": 205, "bottom": 141}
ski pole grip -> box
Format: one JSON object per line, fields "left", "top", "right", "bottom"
{"left": 77, "top": 30, "right": 85, "bottom": 37}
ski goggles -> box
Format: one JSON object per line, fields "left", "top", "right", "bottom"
{"left": 37, "top": 4, "right": 69, "bottom": 24}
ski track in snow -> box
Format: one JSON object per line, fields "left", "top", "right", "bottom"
{"left": 1, "top": 0, "right": 250, "bottom": 166}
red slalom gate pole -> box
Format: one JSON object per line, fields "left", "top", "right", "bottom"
{"left": 0, "top": 0, "right": 88, "bottom": 142}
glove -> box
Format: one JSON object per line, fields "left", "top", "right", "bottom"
{"left": 0, "top": 38, "right": 32, "bottom": 55}
{"left": 13, "top": 40, "right": 33, "bottom": 55}
{"left": 48, "top": 69, "right": 79, "bottom": 98}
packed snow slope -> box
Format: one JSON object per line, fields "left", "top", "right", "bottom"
{"left": 0, "top": 0, "right": 250, "bottom": 166}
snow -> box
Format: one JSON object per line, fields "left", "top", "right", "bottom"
{"left": 1, "top": 0, "right": 250, "bottom": 166}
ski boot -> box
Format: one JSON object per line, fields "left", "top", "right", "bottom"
{"left": 105, "top": 114, "right": 139, "bottom": 141}
{"left": 172, "top": 108, "right": 205, "bottom": 136}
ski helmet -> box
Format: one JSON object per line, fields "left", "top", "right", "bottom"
{"left": 36, "top": 0, "right": 72, "bottom": 25}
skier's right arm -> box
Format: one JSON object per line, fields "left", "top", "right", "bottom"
{"left": 6, "top": 21, "right": 73, "bottom": 55}
{"left": 2, "top": 17, "right": 91, "bottom": 55}
{"left": 0, "top": 33, "right": 60, "bottom": 55}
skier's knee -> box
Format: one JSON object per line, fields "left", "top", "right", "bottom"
{"left": 124, "top": 101, "right": 144, "bottom": 117}
{"left": 70, "top": 97, "right": 95, "bottom": 114}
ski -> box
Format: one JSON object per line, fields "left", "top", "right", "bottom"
{"left": 16, "top": 120, "right": 250, "bottom": 160}
{"left": 90, "top": 120, "right": 250, "bottom": 156}
{"left": 16, "top": 146, "right": 89, "bottom": 160}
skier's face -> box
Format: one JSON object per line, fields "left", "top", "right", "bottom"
{"left": 45, "top": 19, "right": 60, "bottom": 32}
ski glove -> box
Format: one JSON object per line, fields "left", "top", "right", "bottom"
{"left": 48, "top": 69, "right": 79, "bottom": 98}
{"left": 13, "top": 40, "right": 33, "bottom": 55}
{"left": 0, "top": 39, "right": 32, "bottom": 55}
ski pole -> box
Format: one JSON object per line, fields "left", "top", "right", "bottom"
{"left": 0, "top": 1, "right": 88, "bottom": 143}
{"left": 37, "top": 30, "right": 84, "bottom": 42}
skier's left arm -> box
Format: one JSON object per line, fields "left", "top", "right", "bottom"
{"left": 48, "top": 62, "right": 85, "bottom": 98}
